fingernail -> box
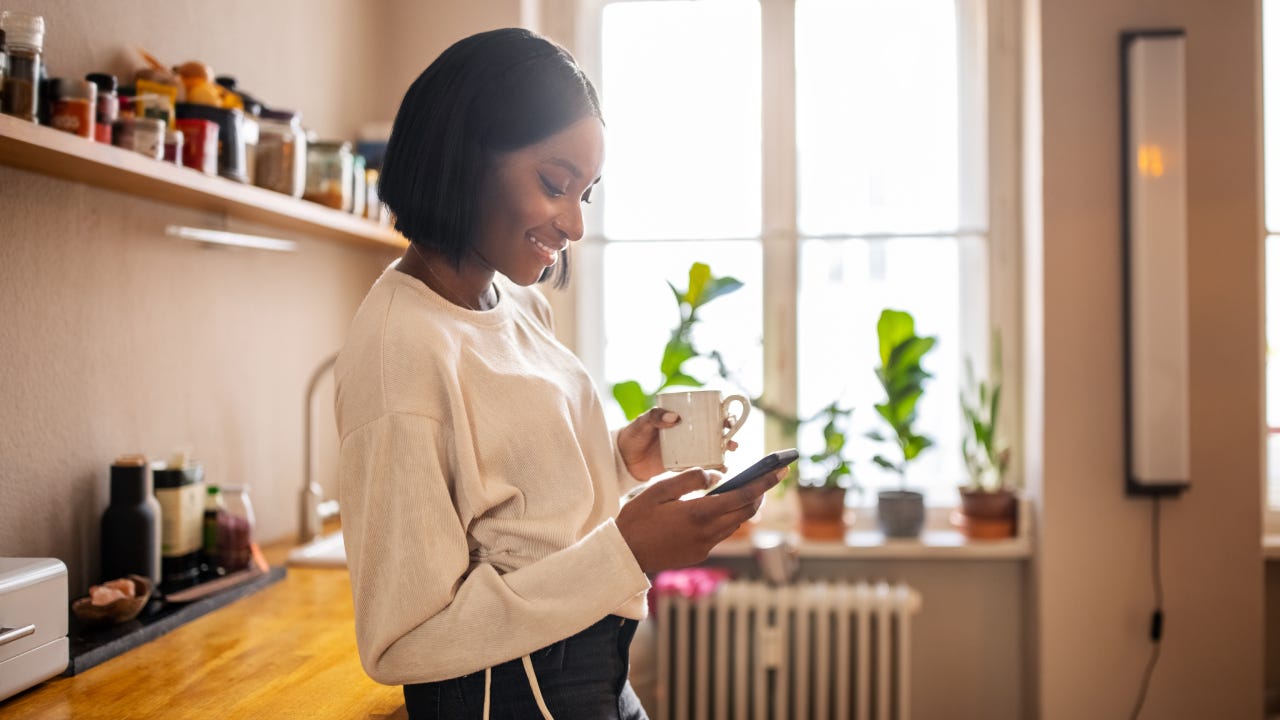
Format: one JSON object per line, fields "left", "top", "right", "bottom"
{"left": 662, "top": 412, "right": 679, "bottom": 423}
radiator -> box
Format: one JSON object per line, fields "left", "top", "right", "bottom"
{"left": 654, "top": 580, "right": 922, "bottom": 720}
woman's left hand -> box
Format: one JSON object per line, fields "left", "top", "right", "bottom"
{"left": 617, "top": 407, "right": 740, "bottom": 481}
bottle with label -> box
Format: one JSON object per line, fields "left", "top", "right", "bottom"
{"left": 153, "top": 461, "right": 205, "bottom": 591}
{"left": 100, "top": 455, "right": 162, "bottom": 586}
{"left": 202, "top": 485, "right": 225, "bottom": 578}
{"left": 0, "top": 11, "right": 43, "bottom": 122}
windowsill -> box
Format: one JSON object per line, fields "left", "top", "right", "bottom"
{"left": 711, "top": 528, "right": 1032, "bottom": 559}
{"left": 710, "top": 496, "right": 1034, "bottom": 560}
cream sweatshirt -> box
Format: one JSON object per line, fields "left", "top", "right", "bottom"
{"left": 335, "top": 264, "right": 652, "bottom": 686}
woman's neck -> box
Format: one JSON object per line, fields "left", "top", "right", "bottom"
{"left": 398, "top": 244, "right": 497, "bottom": 311}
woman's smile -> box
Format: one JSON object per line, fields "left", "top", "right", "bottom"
{"left": 527, "top": 232, "right": 563, "bottom": 265}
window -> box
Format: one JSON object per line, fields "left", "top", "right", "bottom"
{"left": 573, "top": 0, "right": 1014, "bottom": 507}
{"left": 1264, "top": 0, "right": 1280, "bottom": 516}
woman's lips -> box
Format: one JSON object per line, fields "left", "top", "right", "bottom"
{"left": 527, "top": 233, "right": 562, "bottom": 265}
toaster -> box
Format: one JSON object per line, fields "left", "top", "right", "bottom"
{"left": 0, "top": 558, "right": 69, "bottom": 702}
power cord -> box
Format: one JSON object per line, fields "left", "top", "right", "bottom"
{"left": 1129, "top": 497, "right": 1163, "bottom": 720}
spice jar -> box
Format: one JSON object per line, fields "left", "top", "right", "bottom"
{"left": 153, "top": 461, "right": 205, "bottom": 592}
{"left": 351, "top": 154, "right": 367, "bottom": 217}
{"left": 364, "top": 168, "right": 382, "bottom": 221}
{"left": 218, "top": 485, "right": 256, "bottom": 572}
{"left": 86, "top": 73, "right": 117, "bottom": 144}
{"left": 175, "top": 117, "right": 218, "bottom": 175}
{"left": 254, "top": 109, "right": 306, "bottom": 197}
{"left": 0, "top": 11, "right": 43, "bottom": 122}
{"left": 51, "top": 78, "right": 95, "bottom": 138}
{"left": 0, "top": 29, "right": 8, "bottom": 110}
{"left": 112, "top": 117, "right": 165, "bottom": 160}
{"left": 163, "top": 127, "right": 184, "bottom": 164}
{"left": 304, "top": 140, "right": 353, "bottom": 210}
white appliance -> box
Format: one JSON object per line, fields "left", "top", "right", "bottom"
{"left": 654, "top": 580, "right": 922, "bottom": 720}
{"left": 0, "top": 558, "right": 69, "bottom": 702}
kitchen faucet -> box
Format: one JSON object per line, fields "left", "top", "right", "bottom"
{"left": 300, "top": 352, "right": 340, "bottom": 543}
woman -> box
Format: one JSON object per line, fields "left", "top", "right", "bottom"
{"left": 335, "top": 28, "right": 783, "bottom": 719}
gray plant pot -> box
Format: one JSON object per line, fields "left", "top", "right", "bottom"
{"left": 877, "top": 490, "right": 926, "bottom": 538}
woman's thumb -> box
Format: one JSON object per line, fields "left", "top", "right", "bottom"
{"left": 647, "top": 468, "right": 716, "bottom": 501}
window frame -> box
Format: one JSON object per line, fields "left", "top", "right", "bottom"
{"left": 539, "top": 0, "right": 1024, "bottom": 509}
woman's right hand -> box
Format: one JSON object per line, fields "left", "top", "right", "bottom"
{"left": 615, "top": 467, "right": 785, "bottom": 574}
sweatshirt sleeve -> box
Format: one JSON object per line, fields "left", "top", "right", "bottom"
{"left": 611, "top": 427, "right": 647, "bottom": 491}
{"left": 340, "top": 412, "right": 651, "bottom": 686}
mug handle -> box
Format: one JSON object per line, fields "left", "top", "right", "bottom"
{"left": 720, "top": 394, "right": 751, "bottom": 446}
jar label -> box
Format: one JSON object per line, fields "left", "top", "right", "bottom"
{"left": 156, "top": 483, "right": 204, "bottom": 556}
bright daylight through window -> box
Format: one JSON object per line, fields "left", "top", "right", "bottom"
{"left": 1264, "top": 0, "right": 1280, "bottom": 511}
{"left": 590, "top": 0, "right": 990, "bottom": 507}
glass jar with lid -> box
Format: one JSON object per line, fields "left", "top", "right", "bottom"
{"left": 217, "top": 485, "right": 256, "bottom": 572}
{"left": 1, "top": 11, "right": 44, "bottom": 122}
{"left": 303, "top": 140, "right": 353, "bottom": 211}
{"left": 254, "top": 109, "right": 306, "bottom": 198}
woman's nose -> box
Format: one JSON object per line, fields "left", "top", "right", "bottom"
{"left": 553, "top": 202, "right": 585, "bottom": 242}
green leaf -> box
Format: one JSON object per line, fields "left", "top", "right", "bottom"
{"left": 686, "top": 262, "right": 711, "bottom": 307}
{"left": 989, "top": 384, "right": 1001, "bottom": 449}
{"left": 696, "top": 276, "right": 744, "bottom": 307}
{"left": 612, "top": 381, "right": 652, "bottom": 421}
{"left": 888, "top": 387, "right": 923, "bottom": 426}
{"left": 660, "top": 373, "right": 704, "bottom": 390}
{"left": 874, "top": 403, "right": 898, "bottom": 430}
{"left": 659, "top": 338, "right": 697, "bottom": 377}
{"left": 887, "top": 335, "right": 937, "bottom": 372}
{"left": 872, "top": 455, "right": 899, "bottom": 472}
{"left": 876, "top": 309, "right": 915, "bottom": 366}
{"left": 904, "top": 434, "right": 933, "bottom": 461}
{"left": 865, "top": 429, "right": 888, "bottom": 442}
{"left": 666, "top": 280, "right": 683, "bottom": 308}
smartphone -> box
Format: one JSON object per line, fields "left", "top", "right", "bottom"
{"left": 705, "top": 449, "right": 799, "bottom": 496}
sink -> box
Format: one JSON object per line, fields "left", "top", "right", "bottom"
{"left": 286, "top": 531, "right": 346, "bottom": 568}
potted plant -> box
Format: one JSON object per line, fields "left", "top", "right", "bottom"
{"left": 868, "top": 308, "right": 937, "bottom": 538}
{"left": 956, "top": 333, "right": 1017, "bottom": 539}
{"left": 793, "top": 401, "right": 861, "bottom": 539}
{"left": 612, "top": 262, "right": 743, "bottom": 420}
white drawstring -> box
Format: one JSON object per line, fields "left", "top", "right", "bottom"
{"left": 483, "top": 667, "right": 491, "bottom": 719}
{"left": 480, "top": 654, "right": 554, "bottom": 720}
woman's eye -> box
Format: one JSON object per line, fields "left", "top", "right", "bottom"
{"left": 581, "top": 189, "right": 593, "bottom": 205}
{"left": 539, "top": 175, "right": 565, "bottom": 198}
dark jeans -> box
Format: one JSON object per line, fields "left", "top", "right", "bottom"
{"left": 403, "top": 615, "right": 648, "bottom": 720}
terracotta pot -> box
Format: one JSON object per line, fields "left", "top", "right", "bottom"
{"left": 955, "top": 488, "right": 1017, "bottom": 539}
{"left": 797, "top": 485, "right": 848, "bottom": 540}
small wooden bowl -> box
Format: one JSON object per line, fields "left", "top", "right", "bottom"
{"left": 72, "top": 575, "right": 153, "bottom": 627}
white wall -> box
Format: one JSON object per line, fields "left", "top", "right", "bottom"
{"left": 1025, "top": 0, "right": 1265, "bottom": 717}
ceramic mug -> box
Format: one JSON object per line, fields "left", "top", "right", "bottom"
{"left": 656, "top": 390, "right": 751, "bottom": 471}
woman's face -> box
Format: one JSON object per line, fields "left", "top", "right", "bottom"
{"left": 472, "top": 115, "right": 605, "bottom": 286}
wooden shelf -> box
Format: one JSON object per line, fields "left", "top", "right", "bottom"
{"left": 0, "top": 113, "right": 406, "bottom": 250}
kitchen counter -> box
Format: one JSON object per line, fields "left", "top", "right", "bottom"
{"left": 0, "top": 540, "right": 404, "bottom": 720}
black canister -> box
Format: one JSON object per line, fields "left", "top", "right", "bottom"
{"left": 153, "top": 463, "right": 205, "bottom": 592}
{"left": 100, "top": 455, "right": 161, "bottom": 586}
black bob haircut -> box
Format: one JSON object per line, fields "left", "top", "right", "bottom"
{"left": 379, "top": 28, "right": 601, "bottom": 289}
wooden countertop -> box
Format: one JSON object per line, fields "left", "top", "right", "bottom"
{"left": 0, "top": 539, "right": 405, "bottom": 720}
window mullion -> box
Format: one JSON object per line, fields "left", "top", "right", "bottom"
{"left": 761, "top": 0, "right": 799, "bottom": 451}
